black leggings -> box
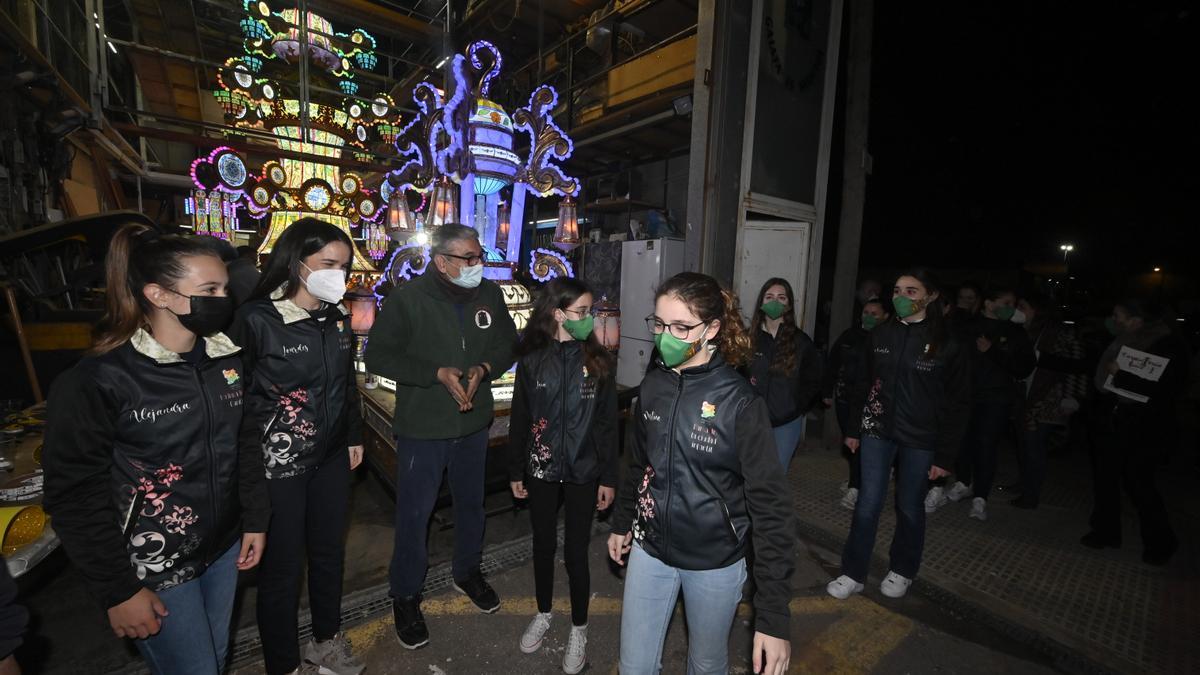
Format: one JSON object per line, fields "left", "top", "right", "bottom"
{"left": 526, "top": 477, "right": 596, "bottom": 626}
{"left": 257, "top": 452, "right": 351, "bottom": 675}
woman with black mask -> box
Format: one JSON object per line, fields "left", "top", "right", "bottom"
{"left": 229, "top": 218, "right": 364, "bottom": 675}
{"left": 746, "top": 278, "right": 824, "bottom": 468}
{"left": 43, "top": 223, "right": 267, "bottom": 675}
{"left": 1083, "top": 298, "right": 1185, "bottom": 565}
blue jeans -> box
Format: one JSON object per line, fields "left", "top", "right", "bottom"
{"left": 840, "top": 437, "right": 933, "bottom": 582}
{"left": 389, "top": 427, "right": 489, "bottom": 598}
{"left": 135, "top": 541, "right": 240, "bottom": 675}
{"left": 619, "top": 544, "right": 747, "bottom": 675}
{"left": 772, "top": 416, "right": 806, "bottom": 468}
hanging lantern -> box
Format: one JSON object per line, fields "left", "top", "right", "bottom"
{"left": 593, "top": 296, "right": 621, "bottom": 352}
{"left": 347, "top": 291, "right": 378, "bottom": 334}
{"left": 553, "top": 196, "right": 580, "bottom": 251}
{"left": 387, "top": 187, "right": 417, "bottom": 240}
{"left": 494, "top": 200, "right": 510, "bottom": 253}
{"left": 429, "top": 176, "right": 460, "bottom": 228}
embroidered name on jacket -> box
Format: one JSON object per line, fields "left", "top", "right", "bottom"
{"left": 130, "top": 402, "right": 192, "bottom": 424}
{"left": 282, "top": 343, "right": 310, "bottom": 356}
{"left": 643, "top": 410, "right": 662, "bottom": 422}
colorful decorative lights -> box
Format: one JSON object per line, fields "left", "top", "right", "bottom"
{"left": 494, "top": 201, "right": 510, "bottom": 253}
{"left": 529, "top": 247, "right": 573, "bottom": 282}
{"left": 554, "top": 197, "right": 580, "bottom": 251}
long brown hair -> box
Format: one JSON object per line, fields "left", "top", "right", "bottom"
{"left": 749, "top": 277, "right": 801, "bottom": 375}
{"left": 516, "top": 277, "right": 613, "bottom": 380}
{"left": 92, "top": 223, "right": 220, "bottom": 354}
{"left": 655, "top": 272, "right": 753, "bottom": 367}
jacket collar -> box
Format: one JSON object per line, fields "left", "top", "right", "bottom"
{"left": 270, "top": 284, "right": 350, "bottom": 324}
{"left": 130, "top": 328, "right": 241, "bottom": 364}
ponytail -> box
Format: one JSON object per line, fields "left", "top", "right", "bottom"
{"left": 656, "top": 272, "right": 753, "bottom": 367}
{"left": 92, "top": 223, "right": 220, "bottom": 354}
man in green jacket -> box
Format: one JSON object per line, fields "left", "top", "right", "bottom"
{"left": 365, "top": 223, "right": 517, "bottom": 650}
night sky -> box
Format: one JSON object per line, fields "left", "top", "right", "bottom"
{"left": 863, "top": 1, "right": 1198, "bottom": 281}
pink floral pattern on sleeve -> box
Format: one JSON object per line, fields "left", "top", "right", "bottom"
{"left": 527, "top": 418, "right": 551, "bottom": 479}
{"left": 632, "top": 465, "right": 657, "bottom": 542}
{"left": 860, "top": 377, "right": 884, "bottom": 437}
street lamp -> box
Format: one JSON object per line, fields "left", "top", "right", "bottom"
{"left": 1153, "top": 267, "right": 1162, "bottom": 273}
{"left": 1059, "top": 243, "right": 1074, "bottom": 262}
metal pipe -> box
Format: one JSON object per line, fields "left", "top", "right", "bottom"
{"left": 573, "top": 109, "right": 676, "bottom": 149}
{"left": 2, "top": 284, "right": 43, "bottom": 404}
{"left": 298, "top": 0, "right": 310, "bottom": 141}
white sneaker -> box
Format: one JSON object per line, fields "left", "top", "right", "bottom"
{"left": 562, "top": 624, "right": 587, "bottom": 674}
{"left": 946, "top": 481, "right": 973, "bottom": 502}
{"left": 880, "top": 571, "right": 912, "bottom": 598}
{"left": 924, "top": 486, "right": 948, "bottom": 513}
{"left": 969, "top": 497, "right": 988, "bottom": 521}
{"left": 520, "top": 612, "right": 552, "bottom": 654}
{"left": 826, "top": 575, "right": 864, "bottom": 600}
{"left": 840, "top": 487, "right": 858, "bottom": 510}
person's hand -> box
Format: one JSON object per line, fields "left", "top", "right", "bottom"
{"left": 1059, "top": 397, "right": 1080, "bottom": 415}
{"left": 107, "top": 587, "right": 168, "bottom": 639}
{"left": 1106, "top": 361, "right": 1120, "bottom": 375}
{"left": 752, "top": 632, "right": 791, "bottom": 675}
{"left": 510, "top": 480, "right": 527, "bottom": 499}
{"left": 596, "top": 485, "right": 615, "bottom": 510}
{"left": 237, "top": 532, "right": 266, "bottom": 571}
{"left": 348, "top": 445, "right": 364, "bottom": 470}
{"left": 928, "top": 464, "right": 949, "bottom": 480}
{"left": 821, "top": 397, "right": 833, "bottom": 408}
{"left": 607, "top": 532, "right": 633, "bottom": 565}
{"left": 0, "top": 653, "right": 20, "bottom": 675}
{"left": 976, "top": 335, "right": 993, "bottom": 352}
{"left": 845, "top": 437, "right": 860, "bottom": 453}
{"left": 461, "top": 364, "right": 488, "bottom": 412}
{"left": 437, "top": 367, "right": 470, "bottom": 410}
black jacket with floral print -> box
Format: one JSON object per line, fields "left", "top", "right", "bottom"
{"left": 507, "top": 341, "right": 618, "bottom": 486}
{"left": 611, "top": 351, "right": 796, "bottom": 640}
{"left": 228, "top": 288, "right": 363, "bottom": 481}
{"left": 43, "top": 329, "right": 268, "bottom": 609}
{"left": 847, "top": 317, "right": 972, "bottom": 469}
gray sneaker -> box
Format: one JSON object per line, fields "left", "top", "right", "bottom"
{"left": 287, "top": 665, "right": 321, "bottom": 675}
{"left": 520, "top": 612, "right": 552, "bottom": 654}
{"left": 303, "top": 632, "right": 365, "bottom": 675}
{"left": 562, "top": 624, "right": 587, "bottom": 674}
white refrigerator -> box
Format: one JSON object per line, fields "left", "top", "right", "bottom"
{"left": 617, "top": 238, "right": 686, "bottom": 388}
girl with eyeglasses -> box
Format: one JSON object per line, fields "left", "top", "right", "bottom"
{"left": 609, "top": 272, "right": 795, "bottom": 675}
{"left": 508, "top": 278, "right": 617, "bottom": 674}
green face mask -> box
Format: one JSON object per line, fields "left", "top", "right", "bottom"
{"left": 563, "top": 314, "right": 594, "bottom": 341}
{"left": 892, "top": 295, "right": 921, "bottom": 319}
{"left": 655, "top": 327, "right": 707, "bottom": 368}
{"left": 861, "top": 313, "right": 879, "bottom": 330}
{"left": 761, "top": 300, "right": 786, "bottom": 320}
{"left": 992, "top": 304, "right": 1016, "bottom": 322}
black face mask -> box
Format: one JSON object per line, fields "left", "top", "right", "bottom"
{"left": 167, "top": 291, "right": 234, "bottom": 337}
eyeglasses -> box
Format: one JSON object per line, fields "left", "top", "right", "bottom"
{"left": 439, "top": 251, "right": 484, "bottom": 266}
{"left": 562, "top": 306, "right": 594, "bottom": 319}
{"left": 645, "top": 315, "right": 707, "bottom": 340}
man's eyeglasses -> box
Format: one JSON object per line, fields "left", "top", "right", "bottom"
{"left": 645, "top": 315, "right": 707, "bottom": 340}
{"left": 440, "top": 252, "right": 484, "bottom": 266}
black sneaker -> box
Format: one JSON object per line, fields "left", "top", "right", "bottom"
{"left": 392, "top": 595, "right": 429, "bottom": 650}
{"left": 453, "top": 569, "right": 501, "bottom": 613}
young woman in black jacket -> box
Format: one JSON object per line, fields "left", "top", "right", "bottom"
{"left": 828, "top": 269, "right": 970, "bottom": 601}
{"left": 746, "top": 277, "right": 824, "bottom": 468}
{"left": 228, "top": 219, "right": 364, "bottom": 675}
{"left": 43, "top": 223, "right": 267, "bottom": 675}
{"left": 608, "top": 272, "right": 795, "bottom": 675}
{"left": 508, "top": 278, "right": 617, "bottom": 674}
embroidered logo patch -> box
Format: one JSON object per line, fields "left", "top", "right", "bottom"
{"left": 701, "top": 401, "right": 716, "bottom": 419}
{"left": 222, "top": 369, "right": 240, "bottom": 385}
{"left": 475, "top": 308, "right": 492, "bottom": 329}
{"left": 583, "top": 365, "right": 590, "bottom": 378}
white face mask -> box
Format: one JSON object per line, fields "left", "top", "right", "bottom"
{"left": 301, "top": 263, "right": 347, "bottom": 304}
{"left": 1011, "top": 308, "right": 1028, "bottom": 324}
{"left": 450, "top": 261, "right": 484, "bottom": 288}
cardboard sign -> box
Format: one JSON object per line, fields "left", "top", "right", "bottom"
{"left": 1103, "top": 346, "right": 1170, "bottom": 403}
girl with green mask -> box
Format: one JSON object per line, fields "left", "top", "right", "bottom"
{"left": 610, "top": 273, "right": 796, "bottom": 675}
{"left": 747, "top": 277, "right": 824, "bottom": 469}
{"left": 509, "top": 278, "right": 617, "bottom": 673}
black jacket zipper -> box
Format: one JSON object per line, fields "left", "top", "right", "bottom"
{"left": 319, "top": 319, "right": 332, "bottom": 458}
{"left": 193, "top": 364, "right": 220, "bottom": 562}
{"left": 662, "top": 372, "right": 685, "bottom": 566}
{"left": 559, "top": 345, "right": 568, "bottom": 483}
